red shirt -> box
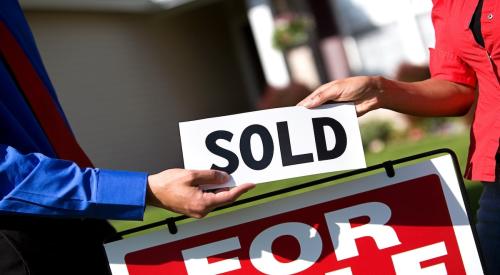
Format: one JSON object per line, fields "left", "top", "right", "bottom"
{"left": 430, "top": 0, "right": 500, "bottom": 182}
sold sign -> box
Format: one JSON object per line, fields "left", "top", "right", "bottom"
{"left": 179, "top": 104, "right": 365, "bottom": 187}
{"left": 105, "top": 155, "right": 484, "bottom": 274}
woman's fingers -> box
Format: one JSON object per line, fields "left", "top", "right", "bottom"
{"left": 298, "top": 76, "right": 379, "bottom": 115}
{"left": 298, "top": 82, "right": 340, "bottom": 108}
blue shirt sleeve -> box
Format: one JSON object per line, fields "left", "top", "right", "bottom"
{"left": 0, "top": 144, "right": 148, "bottom": 220}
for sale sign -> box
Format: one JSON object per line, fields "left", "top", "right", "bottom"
{"left": 105, "top": 155, "right": 484, "bottom": 274}
{"left": 179, "top": 104, "right": 365, "bottom": 188}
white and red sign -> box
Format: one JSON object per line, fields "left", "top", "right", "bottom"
{"left": 179, "top": 104, "right": 365, "bottom": 188}
{"left": 105, "top": 155, "right": 484, "bottom": 274}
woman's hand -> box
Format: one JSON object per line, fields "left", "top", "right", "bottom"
{"left": 297, "top": 76, "right": 383, "bottom": 116}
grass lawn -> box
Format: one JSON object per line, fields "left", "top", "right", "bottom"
{"left": 110, "top": 133, "right": 482, "bottom": 237}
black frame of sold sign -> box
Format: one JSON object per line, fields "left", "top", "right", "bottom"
{"left": 105, "top": 149, "right": 485, "bottom": 275}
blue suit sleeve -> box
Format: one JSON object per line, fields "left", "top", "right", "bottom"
{"left": 0, "top": 144, "right": 147, "bottom": 220}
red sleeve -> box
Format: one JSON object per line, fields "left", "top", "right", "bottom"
{"left": 429, "top": 48, "right": 476, "bottom": 87}
{"left": 429, "top": 4, "right": 477, "bottom": 87}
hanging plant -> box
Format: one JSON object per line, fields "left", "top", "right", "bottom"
{"left": 272, "top": 13, "right": 313, "bottom": 51}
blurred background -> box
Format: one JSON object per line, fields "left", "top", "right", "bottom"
{"left": 18, "top": 0, "right": 480, "bottom": 231}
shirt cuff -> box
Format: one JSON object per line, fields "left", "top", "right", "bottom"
{"left": 95, "top": 169, "right": 148, "bottom": 221}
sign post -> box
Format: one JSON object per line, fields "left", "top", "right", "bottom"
{"left": 105, "top": 151, "right": 485, "bottom": 275}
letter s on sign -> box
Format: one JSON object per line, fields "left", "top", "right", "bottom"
{"left": 205, "top": 130, "right": 240, "bottom": 174}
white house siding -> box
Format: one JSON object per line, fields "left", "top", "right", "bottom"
{"left": 24, "top": 3, "right": 251, "bottom": 173}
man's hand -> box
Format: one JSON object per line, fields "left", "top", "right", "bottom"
{"left": 146, "top": 169, "right": 255, "bottom": 218}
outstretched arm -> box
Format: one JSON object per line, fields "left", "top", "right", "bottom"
{"left": 0, "top": 145, "right": 254, "bottom": 220}
{"left": 298, "top": 76, "right": 475, "bottom": 117}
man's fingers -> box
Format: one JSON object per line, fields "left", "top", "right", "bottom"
{"left": 206, "top": 183, "right": 255, "bottom": 208}
{"left": 212, "top": 187, "right": 230, "bottom": 194}
{"left": 189, "top": 170, "right": 229, "bottom": 186}
{"left": 188, "top": 183, "right": 254, "bottom": 218}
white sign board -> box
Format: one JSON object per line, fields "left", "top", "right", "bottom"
{"left": 105, "top": 155, "right": 484, "bottom": 274}
{"left": 179, "top": 104, "right": 365, "bottom": 187}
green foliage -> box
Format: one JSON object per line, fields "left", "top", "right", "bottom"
{"left": 272, "top": 15, "right": 312, "bottom": 51}
{"left": 360, "top": 120, "right": 394, "bottom": 148}
{"left": 413, "top": 117, "right": 461, "bottom": 133}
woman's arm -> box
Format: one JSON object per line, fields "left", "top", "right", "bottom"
{"left": 298, "top": 76, "right": 475, "bottom": 117}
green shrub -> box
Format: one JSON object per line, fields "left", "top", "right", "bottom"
{"left": 360, "top": 120, "right": 394, "bottom": 149}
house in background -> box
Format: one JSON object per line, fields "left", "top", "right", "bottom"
{"left": 20, "top": 0, "right": 257, "bottom": 174}
{"left": 18, "top": 0, "right": 435, "bottom": 173}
